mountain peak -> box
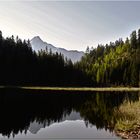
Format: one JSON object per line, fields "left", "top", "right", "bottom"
{"left": 31, "top": 36, "right": 43, "bottom": 42}
{"left": 30, "top": 36, "right": 84, "bottom": 63}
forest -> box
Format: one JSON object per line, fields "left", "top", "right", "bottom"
{"left": 76, "top": 29, "right": 140, "bottom": 87}
{"left": 0, "top": 31, "right": 90, "bottom": 86}
{"left": 0, "top": 29, "right": 140, "bottom": 87}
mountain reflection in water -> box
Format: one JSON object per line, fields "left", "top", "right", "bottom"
{"left": 0, "top": 88, "right": 139, "bottom": 139}
{"left": 28, "top": 111, "right": 81, "bottom": 134}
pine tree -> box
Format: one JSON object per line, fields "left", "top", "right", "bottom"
{"left": 130, "top": 30, "right": 137, "bottom": 49}
{"left": 138, "top": 29, "right": 140, "bottom": 48}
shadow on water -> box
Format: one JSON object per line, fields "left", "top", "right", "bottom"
{"left": 0, "top": 87, "right": 139, "bottom": 138}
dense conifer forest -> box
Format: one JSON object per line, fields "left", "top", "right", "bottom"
{"left": 0, "top": 31, "right": 90, "bottom": 86}
{"left": 0, "top": 29, "right": 140, "bottom": 87}
{"left": 76, "top": 29, "right": 140, "bottom": 87}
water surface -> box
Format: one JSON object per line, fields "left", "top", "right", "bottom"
{"left": 0, "top": 88, "right": 139, "bottom": 139}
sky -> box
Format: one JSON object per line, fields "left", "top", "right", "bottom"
{"left": 0, "top": 1, "right": 140, "bottom": 51}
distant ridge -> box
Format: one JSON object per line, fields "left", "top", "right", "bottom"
{"left": 30, "top": 36, "right": 84, "bottom": 63}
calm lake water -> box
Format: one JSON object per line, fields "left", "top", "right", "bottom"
{"left": 0, "top": 88, "right": 139, "bottom": 140}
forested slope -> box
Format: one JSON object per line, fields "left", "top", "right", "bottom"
{"left": 0, "top": 29, "right": 140, "bottom": 87}
{"left": 76, "top": 29, "right": 140, "bottom": 87}
{"left": 0, "top": 31, "right": 90, "bottom": 86}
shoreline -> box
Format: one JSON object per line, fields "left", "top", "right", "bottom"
{"left": 114, "top": 98, "right": 140, "bottom": 139}
{"left": 0, "top": 86, "right": 140, "bottom": 92}
{"left": 115, "top": 126, "right": 140, "bottom": 139}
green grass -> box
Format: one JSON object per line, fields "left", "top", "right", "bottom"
{"left": 115, "top": 99, "right": 140, "bottom": 131}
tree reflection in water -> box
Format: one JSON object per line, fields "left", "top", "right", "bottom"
{"left": 0, "top": 88, "right": 139, "bottom": 138}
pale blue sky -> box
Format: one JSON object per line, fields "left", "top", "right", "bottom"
{"left": 0, "top": 1, "right": 140, "bottom": 51}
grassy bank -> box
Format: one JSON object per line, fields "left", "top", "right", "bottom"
{"left": 114, "top": 98, "right": 140, "bottom": 139}
{"left": 0, "top": 86, "right": 140, "bottom": 92}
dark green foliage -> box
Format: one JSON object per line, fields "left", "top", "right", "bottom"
{"left": 138, "top": 29, "right": 140, "bottom": 48}
{"left": 1, "top": 29, "right": 140, "bottom": 87}
{"left": 130, "top": 30, "right": 137, "bottom": 49}
{"left": 0, "top": 31, "right": 90, "bottom": 86}
{"left": 77, "top": 29, "right": 140, "bottom": 87}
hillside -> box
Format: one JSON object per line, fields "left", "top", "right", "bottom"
{"left": 76, "top": 29, "right": 140, "bottom": 87}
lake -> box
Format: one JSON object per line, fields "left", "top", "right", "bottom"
{"left": 0, "top": 88, "right": 139, "bottom": 140}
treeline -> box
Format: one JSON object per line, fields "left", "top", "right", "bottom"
{"left": 76, "top": 29, "right": 140, "bottom": 87}
{"left": 1, "top": 28, "right": 140, "bottom": 87}
{"left": 0, "top": 31, "right": 90, "bottom": 86}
